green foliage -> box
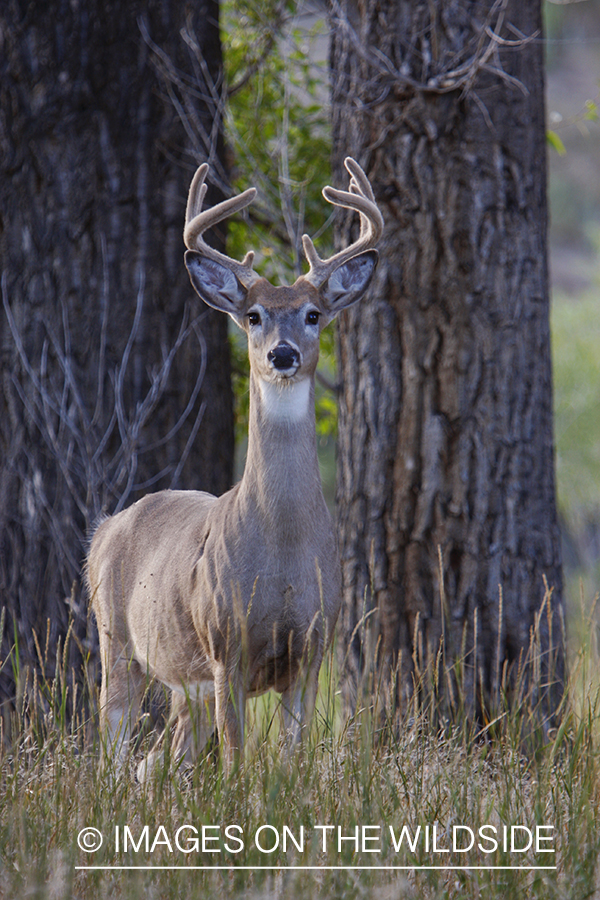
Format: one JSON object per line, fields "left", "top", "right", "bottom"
{"left": 546, "top": 82, "right": 599, "bottom": 157}
{"left": 552, "top": 281, "right": 600, "bottom": 605}
{"left": 584, "top": 98, "right": 599, "bottom": 123}
{"left": 552, "top": 289, "right": 600, "bottom": 518}
{"left": 546, "top": 129, "right": 566, "bottom": 156}
{"left": 222, "top": 0, "right": 331, "bottom": 278}
{"left": 220, "top": 1, "right": 336, "bottom": 443}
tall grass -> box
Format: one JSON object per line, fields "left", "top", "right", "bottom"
{"left": 0, "top": 591, "right": 599, "bottom": 900}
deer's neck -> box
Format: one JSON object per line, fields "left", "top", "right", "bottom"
{"left": 257, "top": 377, "right": 312, "bottom": 425}
{"left": 238, "top": 374, "right": 324, "bottom": 538}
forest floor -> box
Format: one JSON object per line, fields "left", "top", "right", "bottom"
{"left": 0, "top": 613, "right": 595, "bottom": 900}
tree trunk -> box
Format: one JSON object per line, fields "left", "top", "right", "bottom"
{"left": 0, "top": 0, "right": 233, "bottom": 713}
{"left": 331, "top": 0, "right": 564, "bottom": 720}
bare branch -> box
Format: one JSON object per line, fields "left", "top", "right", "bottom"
{"left": 329, "top": 0, "right": 531, "bottom": 99}
{"left": 3, "top": 265, "right": 209, "bottom": 566}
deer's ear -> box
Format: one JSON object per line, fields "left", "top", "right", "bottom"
{"left": 185, "top": 250, "right": 247, "bottom": 316}
{"left": 320, "top": 249, "right": 378, "bottom": 315}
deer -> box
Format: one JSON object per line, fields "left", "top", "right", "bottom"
{"left": 86, "top": 157, "right": 383, "bottom": 780}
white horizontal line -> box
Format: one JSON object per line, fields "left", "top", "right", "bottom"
{"left": 75, "top": 865, "right": 558, "bottom": 871}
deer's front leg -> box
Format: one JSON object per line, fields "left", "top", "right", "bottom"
{"left": 281, "top": 651, "right": 321, "bottom": 750}
{"left": 214, "top": 667, "right": 245, "bottom": 772}
{"left": 171, "top": 689, "right": 217, "bottom": 764}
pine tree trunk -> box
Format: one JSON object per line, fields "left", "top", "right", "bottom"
{"left": 331, "top": 0, "right": 564, "bottom": 719}
{"left": 0, "top": 0, "right": 233, "bottom": 712}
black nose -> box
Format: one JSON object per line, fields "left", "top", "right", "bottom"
{"left": 268, "top": 342, "right": 299, "bottom": 370}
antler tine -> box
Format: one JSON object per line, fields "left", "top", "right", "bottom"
{"left": 184, "top": 163, "right": 260, "bottom": 288}
{"left": 302, "top": 157, "right": 383, "bottom": 288}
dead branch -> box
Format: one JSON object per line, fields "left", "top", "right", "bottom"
{"left": 329, "top": 0, "right": 532, "bottom": 100}
{"left": 2, "top": 270, "right": 208, "bottom": 564}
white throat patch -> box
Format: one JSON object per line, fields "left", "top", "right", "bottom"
{"left": 259, "top": 378, "right": 311, "bottom": 424}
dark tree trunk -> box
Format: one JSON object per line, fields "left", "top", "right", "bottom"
{"left": 0, "top": 0, "right": 233, "bottom": 713}
{"left": 331, "top": 0, "right": 564, "bottom": 720}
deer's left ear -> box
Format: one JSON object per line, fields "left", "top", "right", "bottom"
{"left": 185, "top": 250, "right": 248, "bottom": 317}
{"left": 320, "top": 249, "right": 378, "bottom": 315}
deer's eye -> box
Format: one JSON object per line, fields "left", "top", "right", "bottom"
{"left": 306, "top": 310, "right": 320, "bottom": 326}
{"left": 247, "top": 311, "right": 261, "bottom": 327}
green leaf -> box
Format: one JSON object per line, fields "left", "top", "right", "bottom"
{"left": 546, "top": 129, "right": 567, "bottom": 156}
{"left": 584, "top": 99, "right": 598, "bottom": 122}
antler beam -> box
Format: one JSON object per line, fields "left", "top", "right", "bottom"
{"left": 183, "top": 163, "right": 261, "bottom": 289}
{"left": 302, "top": 157, "right": 384, "bottom": 288}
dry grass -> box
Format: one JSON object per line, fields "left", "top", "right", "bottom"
{"left": 1, "top": 587, "right": 599, "bottom": 900}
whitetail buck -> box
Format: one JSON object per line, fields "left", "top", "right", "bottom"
{"left": 87, "top": 157, "right": 382, "bottom": 778}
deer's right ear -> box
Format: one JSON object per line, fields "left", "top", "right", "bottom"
{"left": 185, "top": 251, "right": 247, "bottom": 316}
{"left": 320, "top": 249, "right": 378, "bottom": 315}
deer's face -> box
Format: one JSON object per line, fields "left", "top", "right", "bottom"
{"left": 242, "top": 280, "right": 324, "bottom": 385}
{"left": 185, "top": 250, "right": 378, "bottom": 390}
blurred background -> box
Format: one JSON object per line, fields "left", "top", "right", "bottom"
{"left": 546, "top": 0, "right": 600, "bottom": 628}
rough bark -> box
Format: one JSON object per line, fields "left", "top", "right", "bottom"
{"left": 0, "top": 0, "right": 233, "bottom": 712}
{"left": 331, "top": 0, "right": 564, "bottom": 719}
